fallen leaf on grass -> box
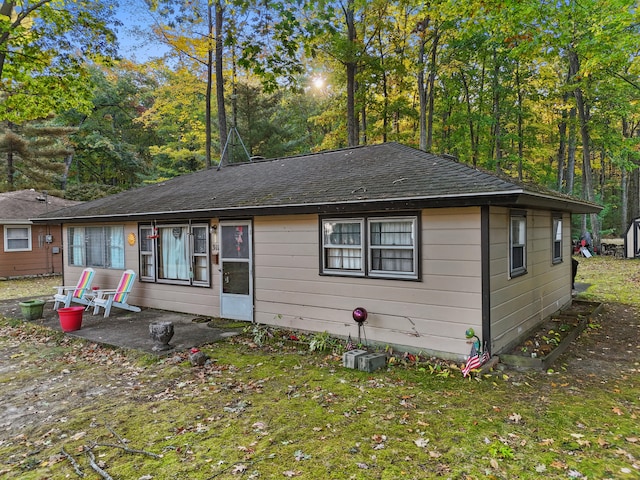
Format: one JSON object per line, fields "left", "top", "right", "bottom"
{"left": 626, "top": 437, "right": 638, "bottom": 443}
{"left": 232, "top": 464, "right": 247, "bottom": 474}
{"left": 282, "top": 471, "right": 300, "bottom": 477}
{"left": 70, "top": 431, "right": 86, "bottom": 441}
{"left": 414, "top": 438, "right": 429, "bottom": 448}
{"left": 293, "top": 450, "right": 311, "bottom": 461}
{"left": 612, "top": 407, "right": 624, "bottom": 415}
{"left": 550, "top": 460, "right": 567, "bottom": 469}
{"left": 508, "top": 412, "right": 522, "bottom": 423}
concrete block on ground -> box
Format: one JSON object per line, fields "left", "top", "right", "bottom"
{"left": 343, "top": 349, "right": 368, "bottom": 369}
{"left": 358, "top": 353, "right": 387, "bottom": 372}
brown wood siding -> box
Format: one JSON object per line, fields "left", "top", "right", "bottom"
{"left": 0, "top": 224, "right": 64, "bottom": 278}
{"left": 489, "top": 208, "right": 572, "bottom": 354}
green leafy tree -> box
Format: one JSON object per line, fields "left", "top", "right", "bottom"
{"left": 0, "top": 0, "right": 119, "bottom": 122}
{"left": 136, "top": 65, "right": 208, "bottom": 177}
{"left": 0, "top": 0, "right": 119, "bottom": 192}
{"left": 60, "top": 63, "right": 158, "bottom": 194}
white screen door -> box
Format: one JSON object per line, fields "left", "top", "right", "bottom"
{"left": 219, "top": 221, "right": 253, "bottom": 321}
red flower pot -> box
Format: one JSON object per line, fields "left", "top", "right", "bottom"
{"left": 58, "top": 306, "right": 84, "bottom": 332}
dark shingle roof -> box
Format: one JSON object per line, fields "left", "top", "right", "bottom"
{"left": 34, "top": 143, "right": 600, "bottom": 222}
{"left": 0, "top": 190, "right": 80, "bottom": 222}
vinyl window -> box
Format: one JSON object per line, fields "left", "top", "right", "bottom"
{"left": 4, "top": 225, "right": 31, "bottom": 252}
{"left": 68, "top": 226, "right": 125, "bottom": 269}
{"left": 139, "top": 222, "right": 210, "bottom": 287}
{"left": 322, "top": 215, "right": 419, "bottom": 280}
{"left": 552, "top": 215, "right": 563, "bottom": 264}
{"left": 510, "top": 213, "right": 527, "bottom": 277}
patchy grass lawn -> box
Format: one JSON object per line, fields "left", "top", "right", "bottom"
{"left": 0, "top": 260, "right": 639, "bottom": 479}
{"left": 574, "top": 255, "right": 640, "bottom": 305}
{"left": 0, "top": 275, "right": 60, "bottom": 301}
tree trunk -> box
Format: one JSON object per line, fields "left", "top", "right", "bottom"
{"left": 6, "top": 148, "right": 14, "bottom": 189}
{"left": 377, "top": 31, "right": 388, "bottom": 143}
{"left": 426, "top": 29, "right": 439, "bottom": 152}
{"left": 515, "top": 61, "right": 523, "bottom": 181}
{"left": 491, "top": 48, "right": 502, "bottom": 172}
{"left": 557, "top": 92, "right": 569, "bottom": 191}
{"left": 459, "top": 70, "right": 477, "bottom": 166}
{"left": 621, "top": 117, "right": 638, "bottom": 233}
{"left": 621, "top": 164, "right": 628, "bottom": 235}
{"left": 345, "top": 0, "right": 358, "bottom": 147}
{"left": 566, "top": 107, "right": 577, "bottom": 194}
{"left": 569, "top": 48, "right": 599, "bottom": 245}
{"left": 205, "top": 2, "right": 213, "bottom": 169}
{"left": 215, "top": 0, "right": 228, "bottom": 165}
{"left": 0, "top": 1, "right": 15, "bottom": 81}
{"left": 417, "top": 36, "right": 427, "bottom": 151}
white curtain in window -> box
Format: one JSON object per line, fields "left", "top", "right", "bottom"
{"left": 554, "top": 219, "right": 562, "bottom": 241}
{"left": 72, "top": 228, "right": 85, "bottom": 266}
{"left": 326, "top": 247, "right": 361, "bottom": 269}
{"left": 325, "top": 222, "right": 362, "bottom": 270}
{"left": 109, "top": 227, "right": 125, "bottom": 269}
{"left": 371, "top": 220, "right": 414, "bottom": 272}
{"left": 160, "top": 227, "right": 189, "bottom": 280}
{"left": 373, "top": 221, "right": 412, "bottom": 246}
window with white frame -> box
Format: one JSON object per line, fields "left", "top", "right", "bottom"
{"left": 322, "top": 215, "right": 419, "bottom": 279}
{"left": 323, "top": 219, "right": 364, "bottom": 274}
{"left": 67, "top": 226, "right": 125, "bottom": 269}
{"left": 139, "top": 222, "right": 210, "bottom": 287}
{"left": 510, "top": 213, "right": 527, "bottom": 277}
{"left": 552, "top": 214, "right": 562, "bottom": 264}
{"left": 139, "top": 225, "right": 156, "bottom": 281}
{"left": 4, "top": 225, "right": 31, "bottom": 252}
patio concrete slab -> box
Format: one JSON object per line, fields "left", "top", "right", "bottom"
{"left": 0, "top": 296, "right": 243, "bottom": 355}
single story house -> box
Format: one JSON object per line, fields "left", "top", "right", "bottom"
{"left": 33, "top": 143, "right": 601, "bottom": 360}
{"left": 0, "top": 189, "right": 80, "bottom": 278}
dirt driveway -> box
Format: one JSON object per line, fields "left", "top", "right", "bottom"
{"left": 554, "top": 302, "right": 640, "bottom": 384}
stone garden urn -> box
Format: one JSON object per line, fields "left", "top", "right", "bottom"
{"left": 149, "top": 321, "right": 174, "bottom": 351}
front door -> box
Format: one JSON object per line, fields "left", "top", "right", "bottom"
{"left": 219, "top": 221, "right": 253, "bottom": 321}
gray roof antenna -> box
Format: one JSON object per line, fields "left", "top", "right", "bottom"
{"left": 217, "top": 126, "right": 251, "bottom": 171}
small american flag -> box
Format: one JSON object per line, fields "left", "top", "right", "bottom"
{"left": 462, "top": 353, "right": 482, "bottom": 377}
{"left": 462, "top": 344, "right": 482, "bottom": 377}
{"left": 345, "top": 334, "right": 355, "bottom": 351}
{"left": 481, "top": 350, "right": 490, "bottom": 365}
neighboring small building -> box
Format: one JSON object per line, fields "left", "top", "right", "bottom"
{"left": 33, "top": 143, "right": 601, "bottom": 360}
{"left": 624, "top": 218, "right": 640, "bottom": 258}
{"left": 0, "top": 190, "right": 80, "bottom": 278}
